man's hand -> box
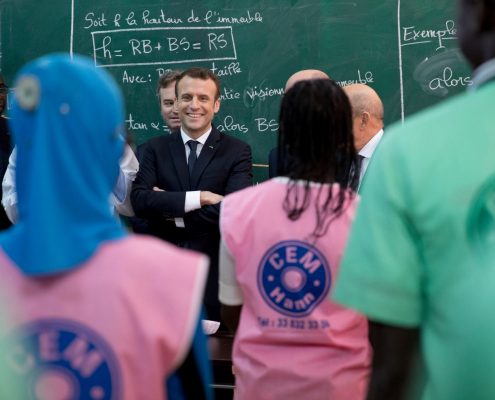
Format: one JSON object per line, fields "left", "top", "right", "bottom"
{"left": 200, "top": 191, "right": 224, "bottom": 206}
{"left": 153, "top": 186, "right": 164, "bottom": 192}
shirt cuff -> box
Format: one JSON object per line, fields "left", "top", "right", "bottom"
{"left": 174, "top": 217, "right": 185, "bottom": 228}
{"left": 112, "top": 169, "right": 127, "bottom": 203}
{"left": 185, "top": 191, "right": 201, "bottom": 213}
{"left": 218, "top": 238, "right": 244, "bottom": 306}
{"left": 219, "top": 281, "right": 244, "bottom": 306}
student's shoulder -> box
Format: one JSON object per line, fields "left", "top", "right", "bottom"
{"left": 224, "top": 179, "right": 274, "bottom": 206}
{"left": 107, "top": 235, "right": 206, "bottom": 270}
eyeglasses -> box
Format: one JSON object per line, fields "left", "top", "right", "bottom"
{"left": 0, "top": 86, "right": 8, "bottom": 95}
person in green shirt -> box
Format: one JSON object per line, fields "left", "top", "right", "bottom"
{"left": 334, "top": 0, "right": 495, "bottom": 399}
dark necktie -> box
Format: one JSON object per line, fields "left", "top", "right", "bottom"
{"left": 356, "top": 154, "right": 366, "bottom": 191}
{"left": 356, "top": 154, "right": 365, "bottom": 175}
{"left": 348, "top": 154, "right": 365, "bottom": 188}
{"left": 187, "top": 140, "right": 199, "bottom": 176}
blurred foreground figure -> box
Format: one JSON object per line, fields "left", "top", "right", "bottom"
{"left": 334, "top": 1, "right": 495, "bottom": 399}
{"left": 0, "top": 54, "right": 210, "bottom": 399}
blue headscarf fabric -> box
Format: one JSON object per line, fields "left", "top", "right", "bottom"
{"left": 0, "top": 53, "right": 127, "bottom": 276}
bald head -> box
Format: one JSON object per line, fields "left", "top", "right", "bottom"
{"left": 344, "top": 84, "right": 383, "bottom": 119}
{"left": 343, "top": 84, "right": 384, "bottom": 151}
{"left": 285, "top": 69, "right": 330, "bottom": 91}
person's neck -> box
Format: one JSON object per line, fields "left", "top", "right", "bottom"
{"left": 182, "top": 126, "right": 211, "bottom": 140}
{"left": 360, "top": 125, "right": 382, "bottom": 150}
{"left": 356, "top": 132, "right": 374, "bottom": 151}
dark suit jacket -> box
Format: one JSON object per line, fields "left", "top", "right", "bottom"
{"left": 128, "top": 141, "right": 151, "bottom": 234}
{"left": 268, "top": 146, "right": 295, "bottom": 178}
{"left": 268, "top": 147, "right": 278, "bottom": 178}
{"left": 131, "top": 128, "right": 253, "bottom": 310}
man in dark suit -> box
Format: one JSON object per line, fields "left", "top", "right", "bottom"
{"left": 130, "top": 70, "right": 182, "bottom": 234}
{"left": 268, "top": 69, "right": 330, "bottom": 178}
{"left": 343, "top": 83, "right": 384, "bottom": 190}
{"left": 131, "top": 67, "right": 253, "bottom": 322}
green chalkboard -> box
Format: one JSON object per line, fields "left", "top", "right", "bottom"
{"left": 1, "top": 0, "right": 471, "bottom": 182}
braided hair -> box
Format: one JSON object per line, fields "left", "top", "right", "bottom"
{"left": 278, "top": 79, "right": 358, "bottom": 239}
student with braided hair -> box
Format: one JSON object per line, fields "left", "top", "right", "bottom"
{"left": 219, "top": 79, "right": 370, "bottom": 400}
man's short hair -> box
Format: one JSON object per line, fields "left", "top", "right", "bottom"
{"left": 156, "top": 70, "right": 182, "bottom": 97}
{"left": 176, "top": 67, "right": 221, "bottom": 100}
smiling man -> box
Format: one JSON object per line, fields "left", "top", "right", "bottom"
{"left": 131, "top": 67, "right": 253, "bottom": 323}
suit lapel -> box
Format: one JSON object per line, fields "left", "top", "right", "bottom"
{"left": 169, "top": 132, "right": 190, "bottom": 190}
{"left": 190, "top": 128, "right": 222, "bottom": 189}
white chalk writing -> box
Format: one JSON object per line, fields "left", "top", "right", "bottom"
{"left": 337, "top": 70, "right": 374, "bottom": 87}
{"left": 428, "top": 66, "right": 472, "bottom": 91}
{"left": 217, "top": 115, "right": 249, "bottom": 134}
{"left": 402, "top": 20, "right": 456, "bottom": 50}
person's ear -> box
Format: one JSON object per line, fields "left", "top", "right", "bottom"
{"left": 360, "top": 112, "right": 370, "bottom": 128}
{"left": 213, "top": 98, "right": 221, "bottom": 113}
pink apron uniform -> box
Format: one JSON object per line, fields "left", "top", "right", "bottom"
{"left": 221, "top": 179, "right": 371, "bottom": 400}
{"left": 0, "top": 235, "right": 208, "bottom": 400}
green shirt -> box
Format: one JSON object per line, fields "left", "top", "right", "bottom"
{"left": 334, "top": 81, "right": 495, "bottom": 399}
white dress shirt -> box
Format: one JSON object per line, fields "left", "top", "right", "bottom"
{"left": 174, "top": 128, "right": 212, "bottom": 228}
{"left": 358, "top": 128, "right": 383, "bottom": 188}
{"left": 2, "top": 144, "right": 139, "bottom": 223}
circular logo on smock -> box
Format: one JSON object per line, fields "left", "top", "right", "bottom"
{"left": 257, "top": 240, "right": 331, "bottom": 317}
{"left": 0, "top": 319, "right": 121, "bottom": 399}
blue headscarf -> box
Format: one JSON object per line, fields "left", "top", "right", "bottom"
{"left": 0, "top": 53, "right": 127, "bottom": 276}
